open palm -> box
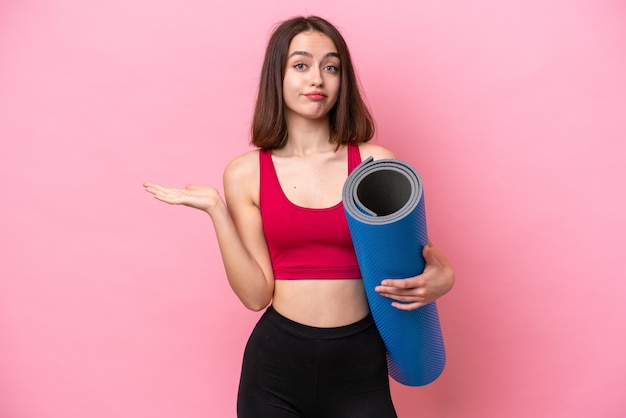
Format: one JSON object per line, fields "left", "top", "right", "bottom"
{"left": 143, "top": 182, "right": 222, "bottom": 213}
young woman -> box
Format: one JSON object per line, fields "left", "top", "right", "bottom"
{"left": 144, "top": 15, "right": 454, "bottom": 418}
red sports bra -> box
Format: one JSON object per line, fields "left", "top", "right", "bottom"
{"left": 259, "top": 144, "right": 362, "bottom": 280}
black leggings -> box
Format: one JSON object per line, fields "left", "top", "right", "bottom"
{"left": 237, "top": 306, "right": 397, "bottom": 418}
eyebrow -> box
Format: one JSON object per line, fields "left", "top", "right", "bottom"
{"left": 287, "top": 51, "right": 340, "bottom": 60}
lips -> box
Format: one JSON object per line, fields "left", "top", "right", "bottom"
{"left": 304, "top": 92, "right": 327, "bottom": 100}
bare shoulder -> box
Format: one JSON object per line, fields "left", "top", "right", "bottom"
{"left": 223, "top": 149, "right": 260, "bottom": 203}
{"left": 224, "top": 149, "right": 260, "bottom": 183}
{"left": 358, "top": 143, "right": 396, "bottom": 160}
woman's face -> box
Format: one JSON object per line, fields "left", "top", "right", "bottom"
{"left": 282, "top": 31, "right": 340, "bottom": 123}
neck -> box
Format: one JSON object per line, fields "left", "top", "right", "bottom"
{"left": 283, "top": 113, "right": 333, "bottom": 156}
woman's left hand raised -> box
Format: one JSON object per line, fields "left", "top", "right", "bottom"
{"left": 374, "top": 244, "right": 455, "bottom": 311}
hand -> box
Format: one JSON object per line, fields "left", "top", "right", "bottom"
{"left": 374, "top": 244, "right": 455, "bottom": 311}
{"left": 143, "top": 182, "right": 223, "bottom": 214}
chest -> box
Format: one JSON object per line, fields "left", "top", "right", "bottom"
{"left": 271, "top": 152, "right": 348, "bottom": 209}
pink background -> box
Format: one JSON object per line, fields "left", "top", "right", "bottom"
{"left": 1, "top": 0, "right": 625, "bottom": 417}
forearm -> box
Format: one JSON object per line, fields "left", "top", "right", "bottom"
{"left": 209, "top": 201, "right": 273, "bottom": 311}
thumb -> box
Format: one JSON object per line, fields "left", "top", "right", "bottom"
{"left": 185, "top": 184, "right": 202, "bottom": 190}
{"left": 422, "top": 245, "right": 442, "bottom": 268}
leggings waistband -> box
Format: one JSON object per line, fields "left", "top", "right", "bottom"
{"left": 264, "top": 305, "right": 375, "bottom": 340}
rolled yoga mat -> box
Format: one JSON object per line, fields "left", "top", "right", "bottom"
{"left": 342, "top": 157, "right": 446, "bottom": 386}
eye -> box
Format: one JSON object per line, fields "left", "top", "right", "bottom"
{"left": 324, "top": 65, "right": 340, "bottom": 73}
{"left": 293, "top": 63, "right": 307, "bottom": 71}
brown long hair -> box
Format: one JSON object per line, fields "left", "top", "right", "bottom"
{"left": 251, "top": 16, "right": 375, "bottom": 150}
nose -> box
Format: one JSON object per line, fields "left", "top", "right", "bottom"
{"left": 310, "top": 66, "right": 324, "bottom": 87}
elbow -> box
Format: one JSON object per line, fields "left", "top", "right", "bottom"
{"left": 241, "top": 293, "right": 272, "bottom": 312}
{"left": 229, "top": 272, "right": 274, "bottom": 312}
{"left": 244, "top": 300, "right": 271, "bottom": 312}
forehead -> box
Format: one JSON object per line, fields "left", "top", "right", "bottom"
{"left": 287, "top": 31, "right": 338, "bottom": 56}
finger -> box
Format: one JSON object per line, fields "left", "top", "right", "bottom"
{"left": 144, "top": 182, "right": 177, "bottom": 191}
{"left": 380, "top": 275, "right": 427, "bottom": 289}
{"left": 376, "top": 286, "right": 427, "bottom": 300}
{"left": 145, "top": 185, "right": 188, "bottom": 205}
{"left": 391, "top": 301, "right": 425, "bottom": 311}
{"left": 378, "top": 278, "right": 413, "bottom": 289}
{"left": 151, "top": 192, "right": 183, "bottom": 204}
{"left": 144, "top": 183, "right": 174, "bottom": 194}
{"left": 377, "top": 292, "right": 422, "bottom": 303}
{"left": 143, "top": 182, "right": 160, "bottom": 193}
{"left": 185, "top": 184, "right": 202, "bottom": 190}
{"left": 144, "top": 185, "right": 162, "bottom": 196}
{"left": 375, "top": 285, "right": 415, "bottom": 296}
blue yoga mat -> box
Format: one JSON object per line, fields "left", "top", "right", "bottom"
{"left": 342, "top": 157, "right": 446, "bottom": 386}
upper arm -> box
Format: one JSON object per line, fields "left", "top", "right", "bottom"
{"left": 358, "top": 143, "right": 396, "bottom": 160}
{"left": 223, "top": 151, "right": 275, "bottom": 283}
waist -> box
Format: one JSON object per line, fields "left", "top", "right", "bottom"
{"left": 264, "top": 304, "right": 375, "bottom": 339}
{"left": 272, "top": 279, "right": 370, "bottom": 327}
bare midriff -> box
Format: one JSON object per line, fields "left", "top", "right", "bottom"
{"left": 272, "top": 279, "right": 370, "bottom": 327}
